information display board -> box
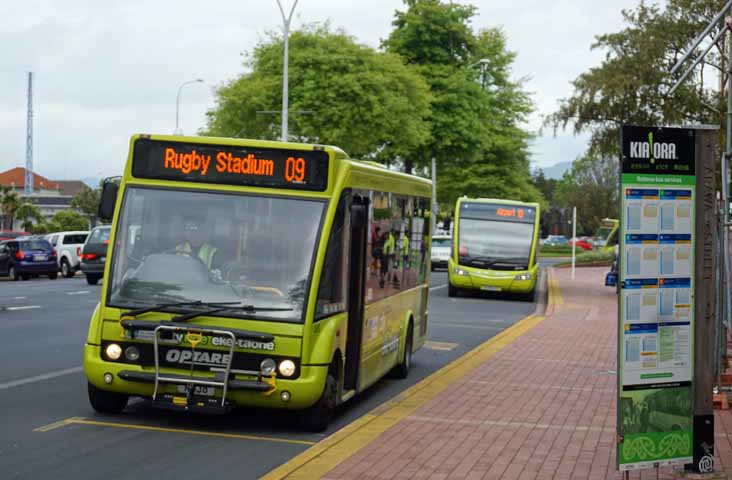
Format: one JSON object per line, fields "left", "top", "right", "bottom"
{"left": 618, "top": 126, "right": 695, "bottom": 470}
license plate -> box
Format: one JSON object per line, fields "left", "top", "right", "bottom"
{"left": 481, "top": 286, "right": 501, "bottom": 291}
{"left": 176, "top": 385, "right": 216, "bottom": 396}
{"left": 33, "top": 254, "right": 47, "bottom": 261}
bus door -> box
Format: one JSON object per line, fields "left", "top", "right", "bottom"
{"left": 344, "top": 195, "right": 368, "bottom": 391}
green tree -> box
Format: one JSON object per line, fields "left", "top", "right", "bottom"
{"left": 204, "top": 24, "right": 431, "bottom": 165}
{"left": 383, "top": 0, "right": 540, "bottom": 206}
{"left": 15, "top": 202, "right": 44, "bottom": 232}
{"left": 547, "top": 0, "right": 726, "bottom": 157}
{"left": 554, "top": 154, "right": 618, "bottom": 235}
{"left": 70, "top": 187, "right": 99, "bottom": 216}
{"left": 49, "top": 210, "right": 89, "bottom": 232}
{"left": 0, "top": 186, "right": 20, "bottom": 230}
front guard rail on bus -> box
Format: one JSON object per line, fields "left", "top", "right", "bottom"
{"left": 153, "top": 325, "right": 236, "bottom": 408}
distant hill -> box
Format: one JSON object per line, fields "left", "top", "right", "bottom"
{"left": 81, "top": 177, "right": 103, "bottom": 188}
{"left": 539, "top": 161, "right": 572, "bottom": 180}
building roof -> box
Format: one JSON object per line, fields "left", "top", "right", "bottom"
{"left": 54, "top": 180, "right": 90, "bottom": 197}
{"left": 0, "top": 167, "right": 60, "bottom": 191}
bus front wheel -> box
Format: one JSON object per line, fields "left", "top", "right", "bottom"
{"left": 88, "top": 382, "right": 128, "bottom": 414}
{"left": 299, "top": 373, "right": 337, "bottom": 433}
{"left": 448, "top": 282, "right": 459, "bottom": 297}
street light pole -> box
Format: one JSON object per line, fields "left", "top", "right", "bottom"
{"left": 468, "top": 58, "right": 489, "bottom": 90}
{"left": 175, "top": 79, "right": 204, "bottom": 135}
{"left": 276, "top": 0, "right": 299, "bottom": 143}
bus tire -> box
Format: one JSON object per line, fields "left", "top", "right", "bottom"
{"left": 522, "top": 287, "right": 536, "bottom": 303}
{"left": 88, "top": 382, "right": 128, "bottom": 414}
{"left": 448, "top": 282, "right": 459, "bottom": 297}
{"left": 86, "top": 275, "right": 100, "bottom": 285}
{"left": 299, "top": 373, "right": 337, "bottom": 433}
{"left": 392, "top": 323, "right": 413, "bottom": 379}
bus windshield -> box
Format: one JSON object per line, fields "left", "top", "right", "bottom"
{"left": 458, "top": 219, "right": 534, "bottom": 269}
{"left": 108, "top": 186, "right": 324, "bottom": 322}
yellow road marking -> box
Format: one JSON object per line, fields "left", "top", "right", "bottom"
{"left": 34, "top": 417, "right": 315, "bottom": 446}
{"left": 33, "top": 416, "right": 85, "bottom": 432}
{"left": 422, "top": 341, "right": 459, "bottom": 351}
{"left": 261, "top": 270, "right": 560, "bottom": 480}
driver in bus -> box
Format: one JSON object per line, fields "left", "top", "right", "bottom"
{"left": 175, "top": 214, "right": 224, "bottom": 280}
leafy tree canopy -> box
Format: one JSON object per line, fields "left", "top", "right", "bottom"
{"left": 49, "top": 210, "right": 89, "bottom": 232}
{"left": 383, "top": 0, "right": 539, "bottom": 207}
{"left": 204, "top": 24, "right": 431, "bottom": 165}
{"left": 547, "top": 0, "right": 727, "bottom": 157}
{"left": 554, "top": 154, "right": 618, "bottom": 235}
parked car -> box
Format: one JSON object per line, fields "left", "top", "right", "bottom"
{"left": 46, "top": 231, "right": 89, "bottom": 278}
{"left": 0, "top": 230, "right": 29, "bottom": 241}
{"left": 431, "top": 234, "right": 451, "bottom": 270}
{"left": 0, "top": 238, "right": 58, "bottom": 280}
{"left": 568, "top": 237, "right": 593, "bottom": 251}
{"left": 80, "top": 226, "right": 111, "bottom": 285}
{"left": 543, "top": 235, "right": 569, "bottom": 246}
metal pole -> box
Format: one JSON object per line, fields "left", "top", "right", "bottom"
{"left": 175, "top": 79, "right": 203, "bottom": 135}
{"left": 668, "top": 25, "right": 729, "bottom": 97}
{"left": 571, "top": 206, "right": 576, "bottom": 279}
{"left": 431, "top": 157, "right": 437, "bottom": 233}
{"left": 671, "top": 0, "right": 732, "bottom": 75}
{"left": 276, "top": 0, "right": 298, "bottom": 143}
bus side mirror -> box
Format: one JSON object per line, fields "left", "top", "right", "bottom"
{"left": 98, "top": 181, "right": 119, "bottom": 221}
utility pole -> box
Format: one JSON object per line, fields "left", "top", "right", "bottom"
{"left": 25, "top": 72, "right": 33, "bottom": 195}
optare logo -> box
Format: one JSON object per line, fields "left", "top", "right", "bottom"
{"left": 629, "top": 132, "right": 677, "bottom": 164}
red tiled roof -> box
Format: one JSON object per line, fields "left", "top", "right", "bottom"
{"left": 0, "top": 167, "right": 61, "bottom": 190}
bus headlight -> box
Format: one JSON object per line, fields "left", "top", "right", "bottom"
{"left": 124, "top": 346, "right": 140, "bottom": 362}
{"left": 105, "top": 343, "right": 122, "bottom": 360}
{"left": 453, "top": 267, "right": 469, "bottom": 276}
{"left": 278, "top": 360, "right": 296, "bottom": 377}
{"left": 514, "top": 273, "right": 532, "bottom": 281}
{"left": 260, "top": 358, "right": 276, "bottom": 376}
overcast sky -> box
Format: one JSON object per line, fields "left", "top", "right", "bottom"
{"left": 0, "top": 0, "right": 643, "bottom": 182}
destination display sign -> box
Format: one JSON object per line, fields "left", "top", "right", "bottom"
{"left": 131, "top": 139, "right": 330, "bottom": 191}
{"left": 459, "top": 202, "right": 536, "bottom": 224}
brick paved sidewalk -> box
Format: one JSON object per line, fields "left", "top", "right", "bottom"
{"left": 317, "top": 267, "right": 732, "bottom": 480}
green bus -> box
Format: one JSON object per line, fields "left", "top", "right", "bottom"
{"left": 84, "top": 134, "right": 432, "bottom": 431}
{"left": 594, "top": 218, "right": 619, "bottom": 253}
{"left": 447, "top": 197, "right": 540, "bottom": 300}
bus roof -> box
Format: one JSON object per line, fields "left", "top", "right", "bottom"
{"left": 457, "top": 197, "right": 540, "bottom": 208}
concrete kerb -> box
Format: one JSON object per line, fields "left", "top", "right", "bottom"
{"left": 260, "top": 268, "right": 559, "bottom": 480}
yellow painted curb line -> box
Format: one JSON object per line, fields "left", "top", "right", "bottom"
{"left": 261, "top": 270, "right": 559, "bottom": 480}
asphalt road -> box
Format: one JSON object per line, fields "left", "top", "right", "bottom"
{"left": 0, "top": 264, "right": 555, "bottom": 480}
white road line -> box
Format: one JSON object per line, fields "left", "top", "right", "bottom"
{"left": 12, "top": 296, "right": 27, "bottom": 300}
{"left": 66, "top": 291, "right": 90, "bottom": 295}
{"left": 0, "top": 366, "right": 82, "bottom": 391}
{"left": 429, "top": 284, "right": 447, "bottom": 291}
{"left": 6, "top": 305, "right": 41, "bottom": 311}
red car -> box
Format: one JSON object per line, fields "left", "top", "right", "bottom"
{"left": 568, "top": 237, "right": 593, "bottom": 251}
{"left": 0, "top": 230, "right": 30, "bottom": 242}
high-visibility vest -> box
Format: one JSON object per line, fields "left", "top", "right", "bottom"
{"left": 176, "top": 241, "right": 218, "bottom": 269}
{"left": 384, "top": 233, "right": 395, "bottom": 255}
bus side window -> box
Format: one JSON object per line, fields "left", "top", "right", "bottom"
{"left": 316, "top": 192, "right": 350, "bottom": 319}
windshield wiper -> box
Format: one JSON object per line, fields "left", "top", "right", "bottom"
{"left": 172, "top": 305, "right": 294, "bottom": 323}
{"left": 121, "top": 300, "right": 243, "bottom": 320}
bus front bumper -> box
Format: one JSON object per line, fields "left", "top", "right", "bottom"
{"left": 448, "top": 263, "right": 538, "bottom": 294}
{"left": 84, "top": 344, "right": 327, "bottom": 410}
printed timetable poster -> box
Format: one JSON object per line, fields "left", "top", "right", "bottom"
{"left": 618, "top": 126, "right": 695, "bottom": 471}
